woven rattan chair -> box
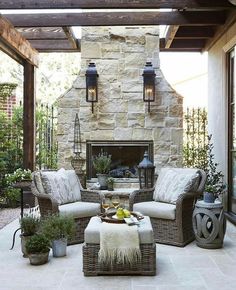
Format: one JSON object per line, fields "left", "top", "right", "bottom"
{"left": 31, "top": 169, "right": 103, "bottom": 244}
{"left": 129, "top": 168, "right": 206, "bottom": 247}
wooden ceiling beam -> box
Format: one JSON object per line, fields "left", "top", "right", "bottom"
{"left": 17, "top": 27, "right": 67, "bottom": 40}
{"left": 63, "top": 27, "right": 79, "bottom": 49}
{"left": 165, "top": 25, "right": 179, "bottom": 48}
{"left": 5, "top": 11, "right": 227, "bottom": 27}
{"left": 175, "top": 26, "right": 215, "bottom": 39}
{"left": 0, "top": 0, "right": 233, "bottom": 9}
{"left": 160, "top": 37, "right": 206, "bottom": 50}
{"left": 0, "top": 15, "right": 38, "bottom": 66}
{"left": 28, "top": 39, "right": 81, "bottom": 52}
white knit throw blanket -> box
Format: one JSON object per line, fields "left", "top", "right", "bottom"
{"left": 98, "top": 223, "right": 141, "bottom": 266}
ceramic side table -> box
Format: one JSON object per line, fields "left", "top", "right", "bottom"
{"left": 192, "top": 200, "right": 226, "bottom": 249}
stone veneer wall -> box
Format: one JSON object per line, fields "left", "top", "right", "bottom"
{"left": 57, "top": 26, "right": 183, "bottom": 173}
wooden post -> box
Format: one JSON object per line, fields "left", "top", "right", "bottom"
{"left": 23, "top": 62, "right": 36, "bottom": 170}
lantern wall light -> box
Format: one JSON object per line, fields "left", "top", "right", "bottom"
{"left": 142, "top": 62, "right": 156, "bottom": 112}
{"left": 85, "top": 62, "right": 99, "bottom": 113}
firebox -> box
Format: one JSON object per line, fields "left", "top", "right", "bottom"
{"left": 86, "top": 140, "right": 153, "bottom": 179}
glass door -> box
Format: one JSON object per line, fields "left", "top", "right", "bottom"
{"left": 228, "top": 47, "right": 236, "bottom": 214}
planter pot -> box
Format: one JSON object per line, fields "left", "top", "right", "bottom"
{"left": 21, "top": 234, "right": 32, "bottom": 258}
{"left": 52, "top": 238, "right": 67, "bottom": 257}
{"left": 28, "top": 251, "right": 49, "bottom": 265}
{"left": 107, "top": 185, "right": 114, "bottom": 191}
{"left": 203, "top": 192, "right": 215, "bottom": 203}
{"left": 97, "top": 174, "right": 108, "bottom": 190}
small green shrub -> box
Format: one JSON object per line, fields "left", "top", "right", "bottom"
{"left": 41, "top": 214, "right": 76, "bottom": 241}
{"left": 25, "top": 234, "right": 50, "bottom": 254}
{"left": 93, "top": 151, "right": 111, "bottom": 174}
{"left": 4, "top": 187, "right": 20, "bottom": 207}
{"left": 20, "top": 216, "right": 41, "bottom": 236}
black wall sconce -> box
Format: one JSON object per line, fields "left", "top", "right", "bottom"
{"left": 142, "top": 62, "right": 156, "bottom": 112}
{"left": 138, "top": 151, "right": 155, "bottom": 189}
{"left": 85, "top": 62, "right": 99, "bottom": 113}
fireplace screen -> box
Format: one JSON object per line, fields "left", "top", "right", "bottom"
{"left": 86, "top": 141, "right": 153, "bottom": 179}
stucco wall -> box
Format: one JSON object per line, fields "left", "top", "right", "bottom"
{"left": 208, "top": 21, "right": 236, "bottom": 178}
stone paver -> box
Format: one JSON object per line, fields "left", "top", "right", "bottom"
{"left": 0, "top": 219, "right": 236, "bottom": 290}
{"left": 0, "top": 208, "right": 20, "bottom": 230}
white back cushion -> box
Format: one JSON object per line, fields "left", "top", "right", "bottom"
{"left": 41, "top": 168, "right": 72, "bottom": 204}
{"left": 153, "top": 168, "right": 199, "bottom": 204}
{"left": 64, "top": 170, "right": 82, "bottom": 201}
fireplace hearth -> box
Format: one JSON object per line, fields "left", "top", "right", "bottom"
{"left": 86, "top": 140, "right": 153, "bottom": 179}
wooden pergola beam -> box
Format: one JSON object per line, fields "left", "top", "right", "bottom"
{"left": 28, "top": 39, "right": 81, "bottom": 52}
{"left": 17, "top": 27, "right": 68, "bottom": 40}
{"left": 0, "top": 15, "right": 38, "bottom": 66}
{"left": 164, "top": 25, "right": 179, "bottom": 49}
{"left": 0, "top": 0, "right": 233, "bottom": 9}
{"left": 175, "top": 26, "right": 215, "bottom": 39}
{"left": 5, "top": 11, "right": 227, "bottom": 27}
{"left": 160, "top": 38, "right": 206, "bottom": 50}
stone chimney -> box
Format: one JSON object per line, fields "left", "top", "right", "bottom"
{"left": 57, "top": 26, "right": 183, "bottom": 174}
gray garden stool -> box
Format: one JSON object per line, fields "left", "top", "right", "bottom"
{"left": 192, "top": 200, "right": 226, "bottom": 249}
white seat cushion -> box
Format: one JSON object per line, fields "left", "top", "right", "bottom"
{"left": 59, "top": 201, "right": 100, "bottom": 218}
{"left": 153, "top": 167, "right": 199, "bottom": 204}
{"left": 133, "top": 201, "right": 176, "bottom": 220}
{"left": 84, "top": 216, "right": 154, "bottom": 244}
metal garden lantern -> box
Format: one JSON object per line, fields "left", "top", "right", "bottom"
{"left": 85, "top": 62, "right": 99, "bottom": 113}
{"left": 142, "top": 62, "right": 156, "bottom": 112}
{"left": 71, "top": 113, "right": 86, "bottom": 187}
{"left": 138, "top": 151, "right": 155, "bottom": 189}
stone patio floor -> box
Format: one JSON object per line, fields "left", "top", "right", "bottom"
{"left": 0, "top": 218, "right": 236, "bottom": 290}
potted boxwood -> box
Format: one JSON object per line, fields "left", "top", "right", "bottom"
{"left": 93, "top": 151, "right": 111, "bottom": 189}
{"left": 25, "top": 233, "right": 50, "bottom": 265}
{"left": 203, "top": 136, "right": 226, "bottom": 203}
{"left": 20, "top": 216, "right": 41, "bottom": 257}
{"left": 41, "top": 214, "right": 76, "bottom": 257}
{"left": 107, "top": 177, "right": 115, "bottom": 191}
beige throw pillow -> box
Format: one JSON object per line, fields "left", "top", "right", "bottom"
{"left": 154, "top": 168, "right": 199, "bottom": 204}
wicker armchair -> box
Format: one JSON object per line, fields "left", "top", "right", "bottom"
{"left": 31, "top": 169, "right": 103, "bottom": 244}
{"left": 130, "top": 168, "right": 206, "bottom": 247}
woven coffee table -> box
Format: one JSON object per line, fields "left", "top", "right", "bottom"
{"left": 83, "top": 216, "right": 156, "bottom": 276}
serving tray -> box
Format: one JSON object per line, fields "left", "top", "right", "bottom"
{"left": 99, "top": 211, "right": 144, "bottom": 224}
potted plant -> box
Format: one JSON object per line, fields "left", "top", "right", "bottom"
{"left": 203, "top": 136, "right": 226, "bottom": 203}
{"left": 20, "top": 215, "right": 41, "bottom": 257}
{"left": 25, "top": 233, "right": 50, "bottom": 265}
{"left": 92, "top": 151, "right": 111, "bottom": 189}
{"left": 41, "top": 214, "right": 75, "bottom": 257}
{"left": 107, "top": 177, "right": 115, "bottom": 191}
{"left": 5, "top": 168, "right": 32, "bottom": 186}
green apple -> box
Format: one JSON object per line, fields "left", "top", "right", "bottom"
{"left": 123, "top": 209, "right": 131, "bottom": 218}
{"left": 116, "top": 208, "right": 125, "bottom": 219}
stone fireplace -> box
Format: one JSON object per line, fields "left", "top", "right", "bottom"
{"left": 57, "top": 26, "right": 183, "bottom": 178}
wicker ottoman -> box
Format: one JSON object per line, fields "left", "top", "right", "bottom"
{"left": 83, "top": 216, "right": 156, "bottom": 276}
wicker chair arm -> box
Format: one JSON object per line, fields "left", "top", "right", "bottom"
{"left": 81, "top": 190, "right": 104, "bottom": 204}
{"left": 31, "top": 182, "right": 59, "bottom": 215}
{"left": 175, "top": 191, "right": 201, "bottom": 223}
{"left": 129, "top": 188, "right": 154, "bottom": 210}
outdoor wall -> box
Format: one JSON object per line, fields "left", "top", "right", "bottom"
{"left": 208, "top": 21, "right": 236, "bottom": 178}
{"left": 57, "top": 27, "right": 183, "bottom": 173}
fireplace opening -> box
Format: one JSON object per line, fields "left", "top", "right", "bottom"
{"left": 86, "top": 140, "right": 153, "bottom": 179}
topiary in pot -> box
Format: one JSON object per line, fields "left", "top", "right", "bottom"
{"left": 25, "top": 234, "right": 50, "bottom": 265}
{"left": 93, "top": 151, "right": 111, "bottom": 189}
{"left": 20, "top": 216, "right": 41, "bottom": 257}
{"left": 41, "top": 214, "right": 76, "bottom": 257}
